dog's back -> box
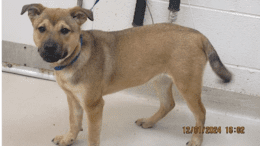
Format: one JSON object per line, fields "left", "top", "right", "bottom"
{"left": 92, "top": 23, "right": 231, "bottom": 95}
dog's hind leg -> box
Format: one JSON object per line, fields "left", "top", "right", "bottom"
{"left": 176, "top": 76, "right": 205, "bottom": 146}
{"left": 52, "top": 95, "right": 83, "bottom": 146}
{"left": 171, "top": 60, "right": 206, "bottom": 146}
{"left": 135, "top": 75, "right": 175, "bottom": 128}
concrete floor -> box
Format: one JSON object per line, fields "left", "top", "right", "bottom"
{"left": 2, "top": 72, "right": 260, "bottom": 146}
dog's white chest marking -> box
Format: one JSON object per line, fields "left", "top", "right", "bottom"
{"left": 56, "top": 72, "right": 87, "bottom": 104}
{"left": 55, "top": 70, "right": 76, "bottom": 91}
{"left": 56, "top": 70, "right": 74, "bottom": 83}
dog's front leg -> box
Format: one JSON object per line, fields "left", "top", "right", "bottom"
{"left": 52, "top": 94, "right": 83, "bottom": 146}
{"left": 83, "top": 96, "right": 105, "bottom": 146}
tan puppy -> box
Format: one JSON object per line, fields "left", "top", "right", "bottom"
{"left": 21, "top": 4, "right": 232, "bottom": 146}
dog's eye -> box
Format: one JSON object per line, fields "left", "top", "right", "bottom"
{"left": 38, "top": 27, "right": 46, "bottom": 33}
{"left": 60, "top": 28, "right": 70, "bottom": 35}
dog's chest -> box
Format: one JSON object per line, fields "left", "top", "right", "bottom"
{"left": 55, "top": 71, "right": 76, "bottom": 89}
{"left": 55, "top": 71, "right": 88, "bottom": 103}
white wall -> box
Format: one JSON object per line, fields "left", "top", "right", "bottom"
{"left": 2, "top": 0, "right": 260, "bottom": 96}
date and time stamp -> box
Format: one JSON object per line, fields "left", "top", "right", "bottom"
{"left": 183, "top": 126, "right": 245, "bottom": 134}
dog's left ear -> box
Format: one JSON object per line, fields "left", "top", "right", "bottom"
{"left": 21, "top": 4, "right": 46, "bottom": 23}
{"left": 70, "top": 7, "right": 94, "bottom": 25}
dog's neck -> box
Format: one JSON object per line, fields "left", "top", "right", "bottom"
{"left": 53, "top": 36, "right": 82, "bottom": 71}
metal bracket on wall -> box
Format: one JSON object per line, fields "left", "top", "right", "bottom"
{"left": 2, "top": 40, "right": 53, "bottom": 70}
{"left": 77, "top": 0, "right": 83, "bottom": 7}
{"left": 2, "top": 40, "right": 55, "bottom": 81}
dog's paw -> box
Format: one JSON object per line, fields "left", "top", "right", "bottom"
{"left": 135, "top": 118, "right": 155, "bottom": 129}
{"left": 186, "top": 139, "right": 202, "bottom": 146}
{"left": 52, "top": 134, "right": 75, "bottom": 146}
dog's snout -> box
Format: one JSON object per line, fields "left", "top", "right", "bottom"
{"left": 44, "top": 41, "right": 58, "bottom": 52}
{"left": 39, "top": 40, "right": 64, "bottom": 63}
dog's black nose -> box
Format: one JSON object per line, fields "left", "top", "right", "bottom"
{"left": 44, "top": 41, "right": 58, "bottom": 52}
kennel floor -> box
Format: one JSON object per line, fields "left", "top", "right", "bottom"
{"left": 2, "top": 72, "right": 260, "bottom": 146}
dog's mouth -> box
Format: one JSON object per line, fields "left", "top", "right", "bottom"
{"left": 39, "top": 49, "right": 68, "bottom": 63}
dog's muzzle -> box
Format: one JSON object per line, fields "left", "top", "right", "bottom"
{"left": 39, "top": 40, "right": 68, "bottom": 63}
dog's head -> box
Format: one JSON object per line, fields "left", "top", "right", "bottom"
{"left": 21, "top": 4, "right": 93, "bottom": 63}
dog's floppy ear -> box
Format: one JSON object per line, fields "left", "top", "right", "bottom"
{"left": 70, "top": 7, "right": 94, "bottom": 25}
{"left": 21, "top": 4, "right": 45, "bottom": 22}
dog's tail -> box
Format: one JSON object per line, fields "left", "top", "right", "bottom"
{"left": 202, "top": 36, "right": 232, "bottom": 83}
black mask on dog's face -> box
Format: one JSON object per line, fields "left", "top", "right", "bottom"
{"left": 38, "top": 39, "right": 68, "bottom": 63}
